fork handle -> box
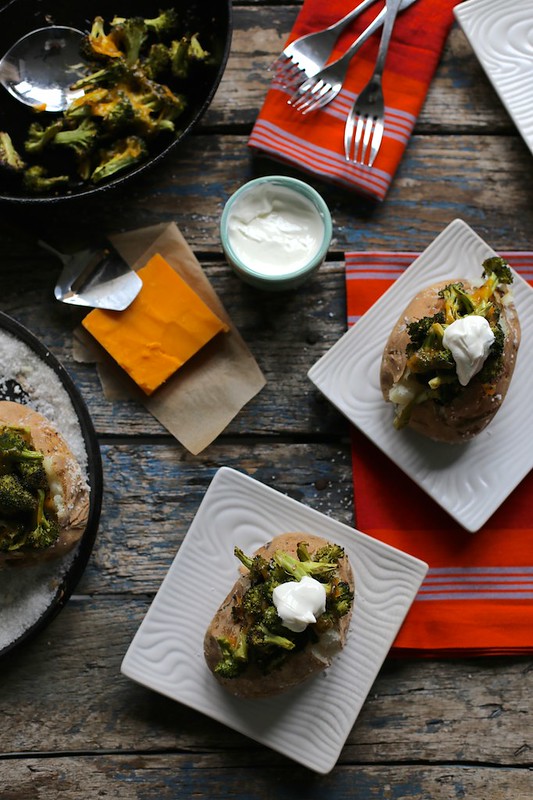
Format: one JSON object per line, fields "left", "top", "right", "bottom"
{"left": 322, "top": 4, "right": 391, "bottom": 77}
{"left": 373, "top": 0, "right": 404, "bottom": 78}
{"left": 322, "top": 0, "right": 382, "bottom": 36}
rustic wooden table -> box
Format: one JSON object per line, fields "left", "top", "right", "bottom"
{"left": 1, "top": 2, "right": 532, "bottom": 797}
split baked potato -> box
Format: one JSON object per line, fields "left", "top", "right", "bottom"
{"left": 204, "top": 533, "right": 354, "bottom": 698}
{"left": 380, "top": 257, "right": 520, "bottom": 443}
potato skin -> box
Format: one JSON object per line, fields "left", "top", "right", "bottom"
{"left": 204, "top": 533, "right": 354, "bottom": 699}
{"left": 0, "top": 401, "right": 90, "bottom": 566}
{"left": 380, "top": 279, "right": 521, "bottom": 443}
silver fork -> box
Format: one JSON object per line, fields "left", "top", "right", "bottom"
{"left": 289, "top": 0, "right": 415, "bottom": 115}
{"left": 271, "top": 0, "right": 380, "bottom": 88}
{"left": 344, "top": 0, "right": 404, "bottom": 167}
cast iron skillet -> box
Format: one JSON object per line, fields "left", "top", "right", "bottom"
{"left": 0, "top": 0, "right": 233, "bottom": 206}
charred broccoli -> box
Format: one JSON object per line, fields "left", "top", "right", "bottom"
{"left": 22, "top": 166, "right": 70, "bottom": 193}
{"left": 91, "top": 136, "right": 147, "bottom": 183}
{"left": 0, "top": 131, "right": 25, "bottom": 172}
{"left": 0, "top": 426, "right": 59, "bottom": 553}
{"left": 0, "top": 474, "right": 37, "bottom": 515}
{"left": 214, "top": 632, "right": 248, "bottom": 678}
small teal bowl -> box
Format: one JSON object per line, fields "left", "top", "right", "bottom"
{"left": 220, "top": 175, "right": 332, "bottom": 291}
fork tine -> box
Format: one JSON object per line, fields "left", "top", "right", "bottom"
{"left": 359, "top": 117, "right": 375, "bottom": 165}
{"left": 367, "top": 119, "right": 384, "bottom": 167}
{"left": 271, "top": 57, "right": 306, "bottom": 88}
{"left": 290, "top": 81, "right": 331, "bottom": 113}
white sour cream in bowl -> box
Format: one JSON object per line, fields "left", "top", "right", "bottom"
{"left": 220, "top": 176, "right": 332, "bottom": 291}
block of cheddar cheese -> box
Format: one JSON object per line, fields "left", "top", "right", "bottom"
{"left": 82, "top": 252, "right": 230, "bottom": 395}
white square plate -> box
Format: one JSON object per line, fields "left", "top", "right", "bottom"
{"left": 455, "top": 0, "right": 533, "bottom": 157}
{"left": 121, "top": 466, "right": 428, "bottom": 774}
{"left": 308, "top": 219, "right": 533, "bottom": 532}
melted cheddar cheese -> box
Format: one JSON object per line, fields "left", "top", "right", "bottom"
{"left": 82, "top": 253, "right": 229, "bottom": 395}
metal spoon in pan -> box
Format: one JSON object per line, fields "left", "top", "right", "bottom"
{"left": 0, "top": 26, "right": 85, "bottom": 112}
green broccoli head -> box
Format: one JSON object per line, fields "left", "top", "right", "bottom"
{"left": 53, "top": 118, "right": 100, "bottom": 157}
{"left": 273, "top": 550, "right": 337, "bottom": 582}
{"left": 91, "top": 136, "right": 147, "bottom": 183}
{"left": 247, "top": 623, "right": 296, "bottom": 652}
{"left": 214, "top": 633, "right": 248, "bottom": 678}
{"left": 0, "top": 131, "right": 25, "bottom": 172}
{"left": 482, "top": 256, "right": 513, "bottom": 286}
{"left": 0, "top": 474, "right": 37, "bottom": 516}
{"left": 144, "top": 9, "right": 179, "bottom": 38}
{"left": 142, "top": 42, "right": 171, "bottom": 80}
{"left": 22, "top": 166, "right": 70, "bottom": 194}
{"left": 110, "top": 17, "right": 148, "bottom": 66}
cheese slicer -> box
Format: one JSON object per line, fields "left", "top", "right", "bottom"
{"left": 42, "top": 240, "right": 143, "bottom": 311}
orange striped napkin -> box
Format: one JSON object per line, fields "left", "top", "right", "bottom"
{"left": 346, "top": 251, "right": 533, "bottom": 656}
{"left": 249, "top": 0, "right": 457, "bottom": 201}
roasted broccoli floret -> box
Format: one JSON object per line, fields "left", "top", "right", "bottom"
{"left": 0, "top": 520, "right": 25, "bottom": 552}
{"left": 91, "top": 136, "right": 147, "bottom": 183}
{"left": 247, "top": 623, "right": 295, "bottom": 652}
{"left": 144, "top": 9, "right": 179, "bottom": 38}
{"left": 24, "top": 119, "right": 66, "bottom": 154}
{"left": 71, "top": 59, "right": 131, "bottom": 91}
{"left": 81, "top": 15, "right": 124, "bottom": 61}
{"left": 26, "top": 489, "right": 59, "bottom": 550}
{"left": 242, "top": 583, "right": 269, "bottom": 617}
{"left": 112, "top": 9, "right": 179, "bottom": 39}
{"left": 110, "top": 17, "right": 148, "bottom": 66}
{"left": 312, "top": 542, "right": 345, "bottom": 564}
{"left": 327, "top": 580, "right": 354, "bottom": 618}
{"left": 234, "top": 546, "right": 270, "bottom": 583}
{"left": 53, "top": 117, "right": 99, "bottom": 157}
{"left": 481, "top": 256, "right": 513, "bottom": 287}
{"left": 142, "top": 42, "right": 171, "bottom": 80}
{"left": 214, "top": 633, "right": 248, "bottom": 678}
{"left": 22, "top": 166, "right": 70, "bottom": 193}
{"left": 17, "top": 458, "right": 48, "bottom": 492}
{"left": 169, "top": 34, "right": 210, "bottom": 80}
{"left": 0, "top": 474, "right": 37, "bottom": 516}
{"left": 273, "top": 549, "right": 337, "bottom": 581}
{"left": 0, "top": 131, "right": 25, "bottom": 172}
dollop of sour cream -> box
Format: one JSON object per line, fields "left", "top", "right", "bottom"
{"left": 227, "top": 183, "right": 324, "bottom": 277}
{"left": 272, "top": 575, "right": 327, "bottom": 633}
{"left": 442, "top": 315, "right": 495, "bottom": 385}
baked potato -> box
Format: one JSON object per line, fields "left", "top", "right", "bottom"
{"left": 380, "top": 257, "right": 521, "bottom": 443}
{"left": 0, "top": 400, "right": 90, "bottom": 566}
{"left": 204, "top": 533, "right": 354, "bottom": 698}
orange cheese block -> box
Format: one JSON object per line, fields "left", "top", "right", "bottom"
{"left": 82, "top": 252, "right": 229, "bottom": 395}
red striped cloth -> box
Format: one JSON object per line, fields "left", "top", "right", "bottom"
{"left": 249, "top": 0, "right": 457, "bottom": 201}
{"left": 346, "top": 251, "right": 533, "bottom": 656}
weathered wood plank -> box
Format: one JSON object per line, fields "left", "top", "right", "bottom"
{"left": 0, "top": 597, "right": 531, "bottom": 768}
{"left": 81, "top": 441, "right": 355, "bottom": 593}
{"left": 2, "top": 755, "right": 532, "bottom": 800}
{"left": 1, "top": 756, "right": 532, "bottom": 800}
{"left": 3, "top": 129, "right": 531, "bottom": 257}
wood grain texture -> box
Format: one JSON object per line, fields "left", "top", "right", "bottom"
{"left": 0, "top": 2, "right": 531, "bottom": 797}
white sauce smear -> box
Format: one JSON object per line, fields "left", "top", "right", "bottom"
{"left": 442, "top": 315, "right": 495, "bottom": 385}
{"left": 227, "top": 183, "right": 324, "bottom": 276}
{"left": 273, "top": 575, "right": 326, "bottom": 633}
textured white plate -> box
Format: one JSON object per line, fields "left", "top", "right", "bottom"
{"left": 308, "top": 219, "right": 533, "bottom": 532}
{"left": 455, "top": 0, "right": 533, "bottom": 157}
{"left": 121, "top": 466, "right": 428, "bottom": 774}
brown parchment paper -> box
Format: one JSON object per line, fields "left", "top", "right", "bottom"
{"left": 73, "top": 222, "right": 266, "bottom": 454}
